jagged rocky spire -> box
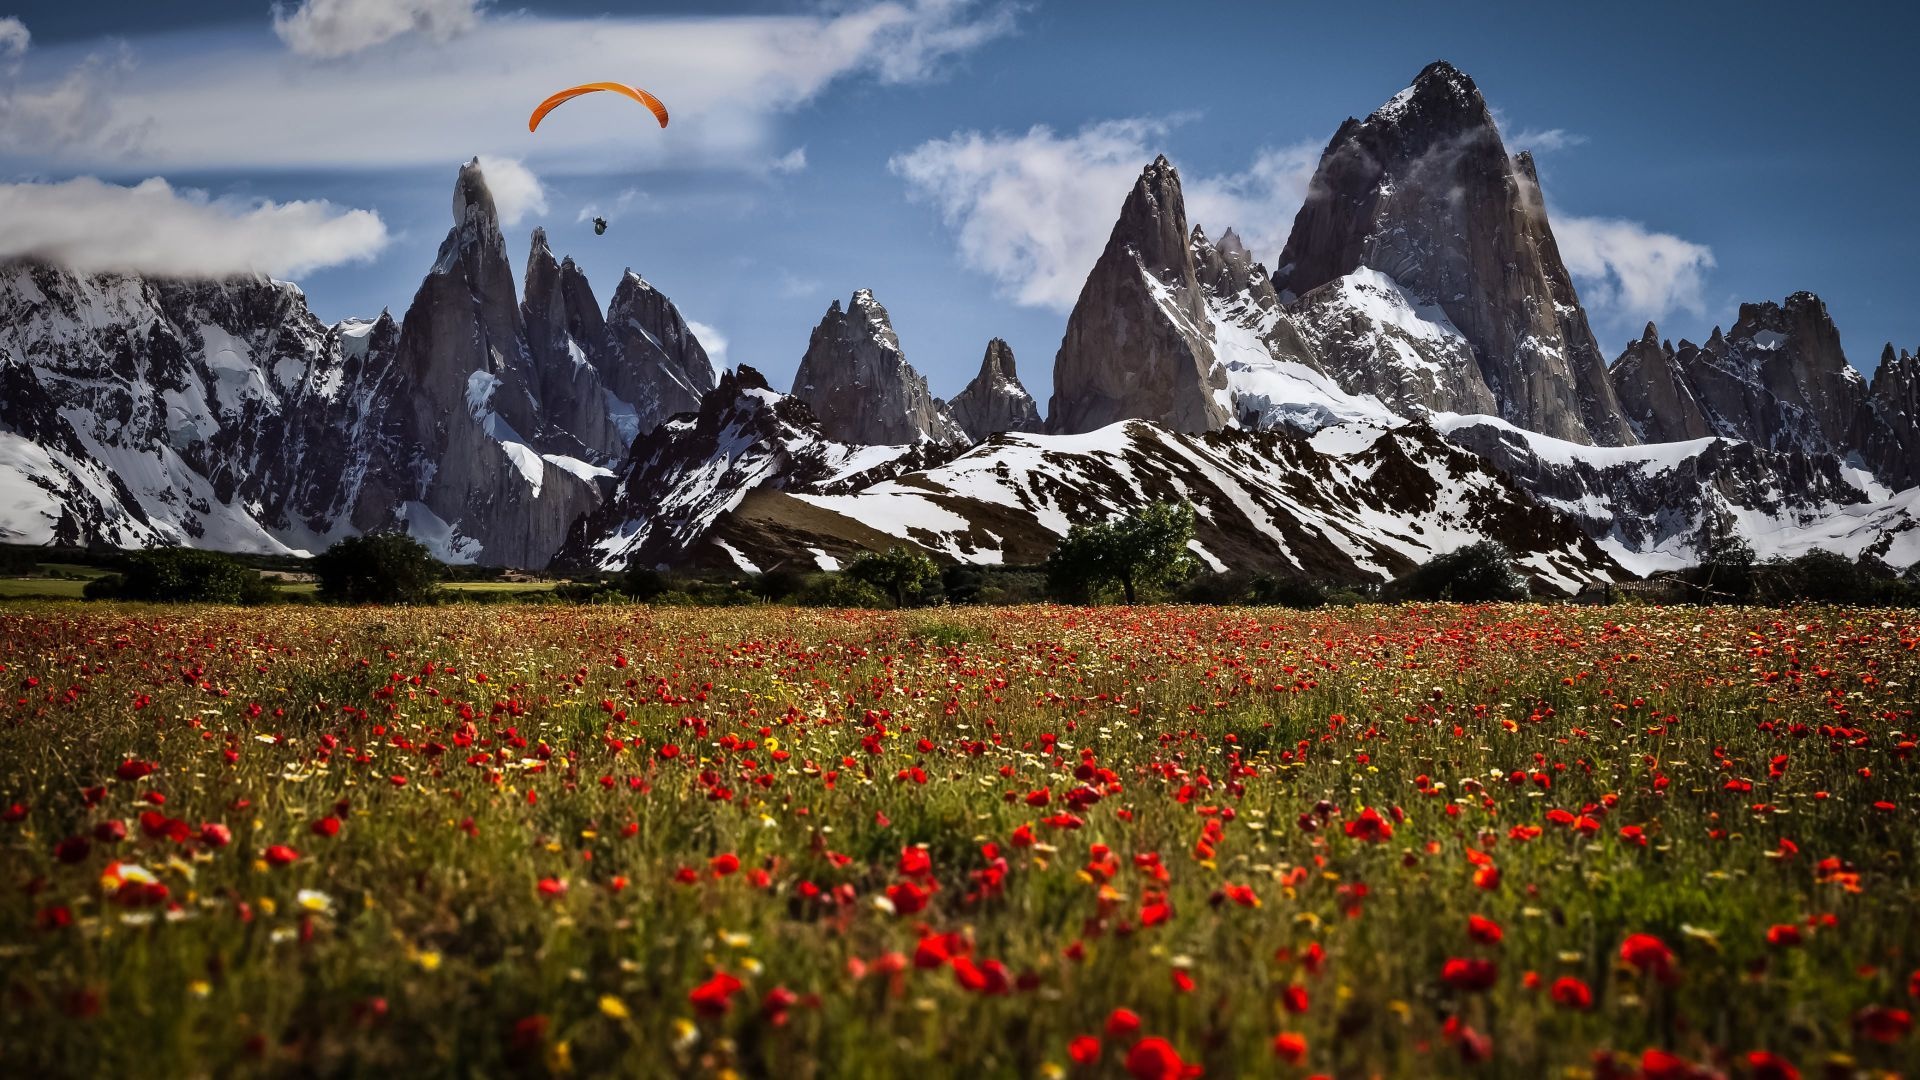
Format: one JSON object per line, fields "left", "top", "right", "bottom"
{"left": 791, "top": 289, "right": 966, "bottom": 445}
{"left": 948, "top": 338, "right": 1043, "bottom": 439}
{"left": 1049, "top": 156, "right": 1229, "bottom": 435}
{"left": 1275, "top": 61, "right": 1638, "bottom": 446}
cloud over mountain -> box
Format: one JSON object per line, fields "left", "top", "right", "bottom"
{"left": 0, "top": 175, "right": 389, "bottom": 279}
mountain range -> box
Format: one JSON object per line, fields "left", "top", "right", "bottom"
{"left": 4, "top": 61, "right": 1917, "bottom": 589}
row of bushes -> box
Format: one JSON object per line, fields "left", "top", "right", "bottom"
{"left": 1683, "top": 542, "right": 1920, "bottom": 606}
{"left": 29, "top": 524, "right": 1920, "bottom": 609}
{"left": 81, "top": 535, "right": 441, "bottom": 605}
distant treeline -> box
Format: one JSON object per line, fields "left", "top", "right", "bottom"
{"left": 5, "top": 512, "right": 1916, "bottom": 608}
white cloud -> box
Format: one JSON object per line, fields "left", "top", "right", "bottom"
{"left": 0, "top": 35, "right": 143, "bottom": 158}
{"left": 271, "top": 0, "right": 487, "bottom": 59}
{"left": 892, "top": 118, "right": 1318, "bottom": 311}
{"left": 7, "top": 1, "right": 1016, "bottom": 175}
{"left": 685, "top": 319, "right": 728, "bottom": 371}
{"left": 472, "top": 155, "right": 545, "bottom": 226}
{"left": 0, "top": 175, "right": 390, "bottom": 279}
{"left": 838, "top": 0, "right": 1020, "bottom": 85}
{"left": 0, "top": 16, "right": 29, "bottom": 61}
{"left": 769, "top": 147, "right": 808, "bottom": 175}
{"left": 1509, "top": 127, "right": 1587, "bottom": 153}
{"left": 1555, "top": 214, "right": 1716, "bottom": 325}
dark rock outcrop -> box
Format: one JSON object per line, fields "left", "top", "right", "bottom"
{"left": 1610, "top": 323, "right": 1714, "bottom": 444}
{"left": 1866, "top": 345, "right": 1920, "bottom": 489}
{"left": 1675, "top": 293, "right": 1870, "bottom": 459}
{"left": 948, "top": 338, "right": 1043, "bottom": 439}
{"left": 601, "top": 269, "right": 717, "bottom": 442}
{"left": 1287, "top": 268, "right": 1499, "bottom": 417}
{"left": 791, "top": 289, "right": 966, "bottom": 445}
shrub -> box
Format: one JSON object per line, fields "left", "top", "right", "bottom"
{"left": 846, "top": 546, "right": 941, "bottom": 609}
{"left": 314, "top": 534, "right": 442, "bottom": 605}
{"left": 750, "top": 566, "right": 811, "bottom": 603}
{"left": 1753, "top": 551, "right": 1907, "bottom": 606}
{"left": 615, "top": 566, "right": 668, "bottom": 602}
{"left": 798, "top": 574, "right": 890, "bottom": 609}
{"left": 88, "top": 548, "right": 277, "bottom": 605}
{"left": 1386, "top": 541, "right": 1528, "bottom": 603}
{"left": 1247, "top": 574, "right": 1330, "bottom": 609}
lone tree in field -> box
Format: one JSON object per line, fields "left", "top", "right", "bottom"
{"left": 315, "top": 534, "right": 443, "bottom": 604}
{"left": 1386, "top": 540, "right": 1528, "bottom": 603}
{"left": 846, "top": 546, "right": 939, "bottom": 608}
{"left": 1047, "top": 501, "right": 1199, "bottom": 605}
{"left": 1693, "top": 515, "right": 1757, "bottom": 602}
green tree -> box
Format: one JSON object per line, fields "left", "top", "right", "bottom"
{"left": 1386, "top": 541, "right": 1528, "bottom": 603}
{"left": 1693, "top": 515, "right": 1756, "bottom": 602}
{"left": 1046, "top": 501, "right": 1198, "bottom": 605}
{"left": 90, "top": 548, "right": 276, "bottom": 604}
{"left": 314, "top": 534, "right": 442, "bottom": 604}
{"left": 615, "top": 566, "right": 668, "bottom": 602}
{"left": 846, "top": 546, "right": 940, "bottom": 609}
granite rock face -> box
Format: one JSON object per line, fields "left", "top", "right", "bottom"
{"left": 948, "top": 338, "right": 1043, "bottom": 439}
{"left": 601, "top": 269, "right": 717, "bottom": 442}
{"left": 1676, "top": 294, "right": 1870, "bottom": 459}
{"left": 1275, "top": 61, "right": 1636, "bottom": 446}
{"left": 1286, "top": 268, "right": 1499, "bottom": 418}
{"left": 0, "top": 158, "right": 719, "bottom": 567}
{"left": 1610, "top": 323, "right": 1715, "bottom": 444}
{"left": 1048, "top": 156, "right": 1230, "bottom": 435}
{"left": 791, "top": 289, "right": 967, "bottom": 445}
{"left": 1866, "top": 345, "right": 1920, "bottom": 490}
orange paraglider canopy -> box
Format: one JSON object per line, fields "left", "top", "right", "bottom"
{"left": 529, "top": 83, "right": 669, "bottom": 132}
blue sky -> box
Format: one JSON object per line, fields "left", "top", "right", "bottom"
{"left": 3, "top": 0, "right": 1916, "bottom": 407}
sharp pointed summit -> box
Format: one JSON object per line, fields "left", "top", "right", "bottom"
{"left": 1276, "top": 61, "right": 1638, "bottom": 446}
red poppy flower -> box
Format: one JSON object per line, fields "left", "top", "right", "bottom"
{"left": 688, "top": 970, "right": 743, "bottom": 1016}
{"left": 886, "top": 880, "right": 934, "bottom": 915}
{"left": 1272, "top": 1031, "right": 1307, "bottom": 1064}
{"left": 1125, "top": 1037, "right": 1199, "bottom": 1080}
{"left": 1280, "top": 984, "right": 1308, "bottom": 1014}
{"left": 536, "top": 877, "right": 567, "bottom": 898}
{"left": 1068, "top": 1035, "right": 1101, "bottom": 1066}
{"left": 1343, "top": 806, "right": 1393, "bottom": 842}
{"left": 1440, "top": 957, "right": 1497, "bottom": 992}
{"left": 1466, "top": 915, "right": 1503, "bottom": 944}
{"left": 1765, "top": 924, "right": 1803, "bottom": 948}
{"left": 263, "top": 844, "right": 299, "bottom": 867}
{"left": 898, "top": 846, "right": 932, "bottom": 876}
{"left": 710, "top": 852, "right": 740, "bottom": 877}
{"left": 1105, "top": 1007, "right": 1142, "bottom": 1039}
{"left": 1853, "top": 1005, "right": 1912, "bottom": 1043}
{"left": 1620, "top": 933, "right": 1677, "bottom": 982}
{"left": 199, "top": 823, "right": 231, "bottom": 847}
{"left": 311, "top": 816, "right": 341, "bottom": 838}
{"left": 1549, "top": 976, "right": 1593, "bottom": 1010}
{"left": 1745, "top": 1051, "right": 1799, "bottom": 1080}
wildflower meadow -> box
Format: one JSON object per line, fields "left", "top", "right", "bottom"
{"left": 1, "top": 602, "right": 1916, "bottom": 1078}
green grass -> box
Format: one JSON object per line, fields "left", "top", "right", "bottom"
{"left": 0, "top": 577, "right": 89, "bottom": 599}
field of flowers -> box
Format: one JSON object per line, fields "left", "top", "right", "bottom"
{"left": 1, "top": 601, "right": 1916, "bottom": 1078}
